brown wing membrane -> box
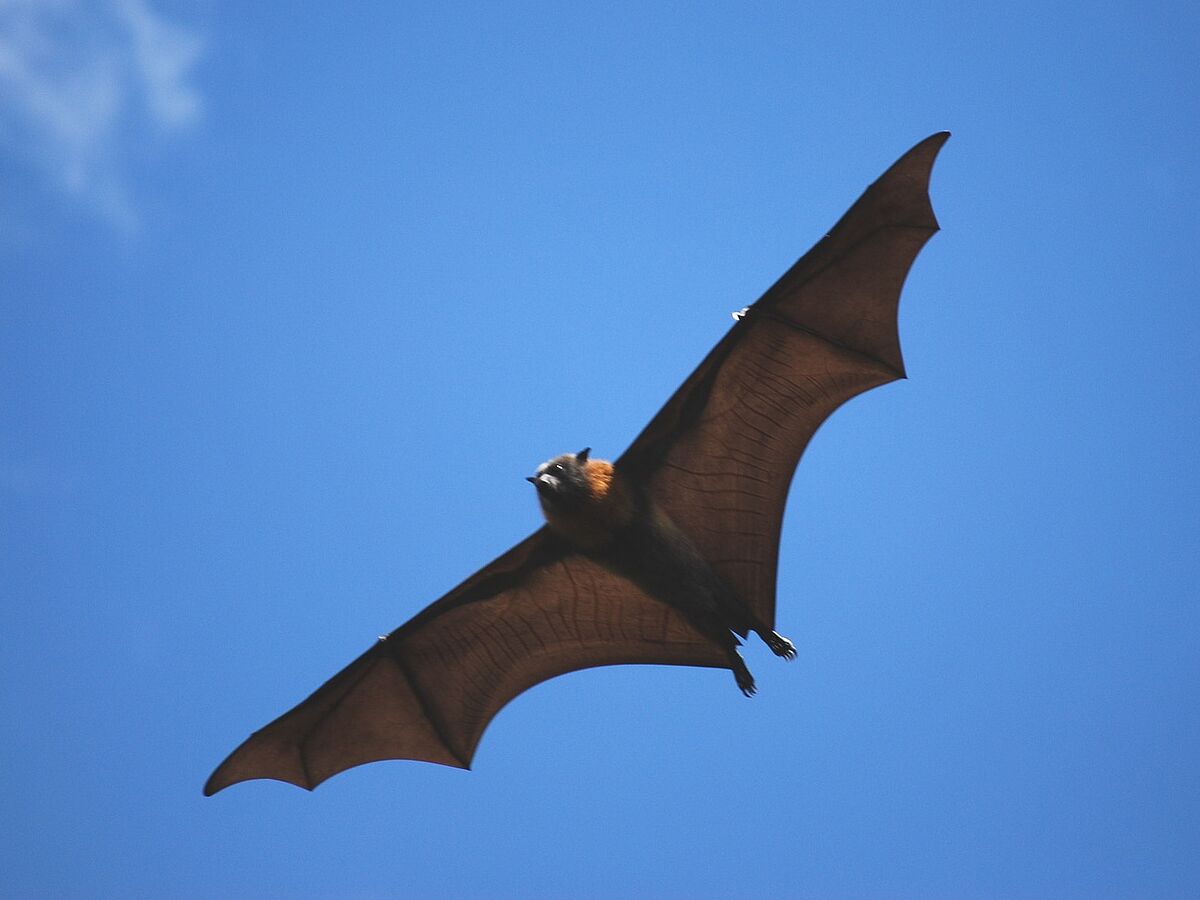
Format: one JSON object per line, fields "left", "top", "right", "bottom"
{"left": 618, "top": 132, "right": 948, "bottom": 630}
{"left": 204, "top": 529, "right": 723, "bottom": 794}
{"left": 207, "top": 134, "right": 947, "bottom": 794}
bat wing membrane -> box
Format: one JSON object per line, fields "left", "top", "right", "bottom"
{"left": 204, "top": 529, "right": 723, "bottom": 794}
{"left": 617, "top": 132, "right": 948, "bottom": 629}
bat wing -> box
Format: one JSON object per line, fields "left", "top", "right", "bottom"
{"left": 204, "top": 528, "right": 723, "bottom": 794}
{"left": 617, "top": 132, "right": 949, "bottom": 631}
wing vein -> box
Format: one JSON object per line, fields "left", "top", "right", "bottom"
{"left": 391, "top": 648, "right": 469, "bottom": 767}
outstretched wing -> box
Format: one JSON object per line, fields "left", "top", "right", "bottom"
{"left": 204, "top": 529, "right": 723, "bottom": 794}
{"left": 618, "top": 132, "right": 949, "bottom": 630}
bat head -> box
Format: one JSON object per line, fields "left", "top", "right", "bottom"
{"left": 527, "top": 448, "right": 593, "bottom": 510}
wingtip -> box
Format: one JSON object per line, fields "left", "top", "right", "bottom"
{"left": 202, "top": 768, "right": 229, "bottom": 796}
{"left": 202, "top": 746, "right": 474, "bottom": 795}
{"left": 896, "top": 131, "right": 951, "bottom": 172}
{"left": 203, "top": 770, "right": 318, "bottom": 796}
{"left": 203, "top": 741, "right": 322, "bottom": 796}
{"left": 870, "top": 131, "right": 949, "bottom": 235}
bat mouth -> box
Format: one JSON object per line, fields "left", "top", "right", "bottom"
{"left": 527, "top": 473, "right": 559, "bottom": 493}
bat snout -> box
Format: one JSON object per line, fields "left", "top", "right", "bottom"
{"left": 528, "top": 473, "right": 560, "bottom": 493}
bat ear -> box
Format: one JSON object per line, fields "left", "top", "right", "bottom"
{"left": 576, "top": 447, "right": 591, "bottom": 464}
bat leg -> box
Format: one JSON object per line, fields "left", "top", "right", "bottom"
{"left": 677, "top": 600, "right": 760, "bottom": 696}
{"left": 760, "top": 629, "right": 797, "bottom": 661}
{"left": 737, "top": 603, "right": 796, "bottom": 660}
{"left": 727, "top": 646, "right": 757, "bottom": 697}
{"left": 714, "top": 590, "right": 797, "bottom": 662}
{"left": 715, "top": 630, "right": 756, "bottom": 696}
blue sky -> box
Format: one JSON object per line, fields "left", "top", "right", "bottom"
{"left": 3, "top": 1, "right": 1198, "bottom": 897}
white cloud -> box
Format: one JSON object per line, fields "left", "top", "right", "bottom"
{"left": 114, "top": 0, "right": 202, "bottom": 129}
{"left": 0, "top": 0, "right": 204, "bottom": 231}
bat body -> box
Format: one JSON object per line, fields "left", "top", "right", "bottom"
{"left": 205, "top": 132, "right": 948, "bottom": 795}
{"left": 530, "top": 449, "right": 794, "bottom": 696}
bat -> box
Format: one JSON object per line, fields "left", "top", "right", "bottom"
{"left": 204, "top": 132, "right": 949, "bottom": 795}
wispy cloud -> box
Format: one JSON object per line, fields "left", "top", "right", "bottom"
{"left": 0, "top": 0, "right": 204, "bottom": 231}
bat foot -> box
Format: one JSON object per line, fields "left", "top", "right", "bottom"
{"left": 764, "top": 631, "right": 796, "bottom": 660}
{"left": 730, "top": 656, "right": 757, "bottom": 696}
